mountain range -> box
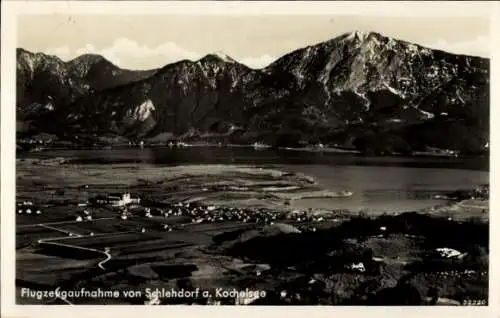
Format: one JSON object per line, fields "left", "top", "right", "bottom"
{"left": 16, "top": 31, "right": 490, "bottom": 155}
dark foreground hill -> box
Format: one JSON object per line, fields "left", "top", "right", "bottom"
{"left": 17, "top": 31, "right": 489, "bottom": 155}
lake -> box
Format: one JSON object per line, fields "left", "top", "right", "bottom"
{"left": 21, "top": 146, "right": 489, "bottom": 213}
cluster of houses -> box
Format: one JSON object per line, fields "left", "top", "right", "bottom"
{"left": 17, "top": 201, "right": 42, "bottom": 215}
{"left": 154, "top": 202, "right": 332, "bottom": 226}
{"left": 186, "top": 204, "right": 284, "bottom": 224}
{"left": 128, "top": 140, "right": 145, "bottom": 147}
{"left": 75, "top": 210, "right": 93, "bottom": 222}
{"left": 18, "top": 137, "right": 53, "bottom": 146}
{"left": 129, "top": 140, "right": 190, "bottom": 148}
{"left": 288, "top": 210, "right": 328, "bottom": 223}
{"left": 167, "top": 141, "right": 189, "bottom": 148}
{"left": 118, "top": 200, "right": 284, "bottom": 225}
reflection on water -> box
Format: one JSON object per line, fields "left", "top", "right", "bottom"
{"left": 25, "top": 147, "right": 489, "bottom": 171}
{"left": 21, "top": 147, "right": 489, "bottom": 213}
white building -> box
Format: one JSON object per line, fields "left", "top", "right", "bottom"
{"left": 95, "top": 193, "right": 141, "bottom": 207}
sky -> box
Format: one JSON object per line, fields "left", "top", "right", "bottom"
{"left": 17, "top": 9, "right": 491, "bottom": 70}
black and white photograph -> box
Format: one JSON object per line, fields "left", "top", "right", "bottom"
{"left": 1, "top": 0, "right": 497, "bottom": 313}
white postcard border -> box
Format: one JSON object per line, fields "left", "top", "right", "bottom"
{"left": 2, "top": 1, "right": 499, "bottom": 317}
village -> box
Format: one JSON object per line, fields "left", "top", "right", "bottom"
{"left": 16, "top": 189, "right": 337, "bottom": 235}
{"left": 80, "top": 191, "right": 334, "bottom": 233}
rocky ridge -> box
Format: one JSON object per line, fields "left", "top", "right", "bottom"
{"left": 17, "top": 31, "right": 489, "bottom": 155}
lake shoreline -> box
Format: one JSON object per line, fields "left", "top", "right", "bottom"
{"left": 17, "top": 141, "right": 489, "bottom": 160}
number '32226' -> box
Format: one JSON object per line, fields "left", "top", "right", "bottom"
{"left": 462, "top": 299, "right": 487, "bottom": 306}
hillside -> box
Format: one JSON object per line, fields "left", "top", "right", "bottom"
{"left": 16, "top": 48, "right": 157, "bottom": 119}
